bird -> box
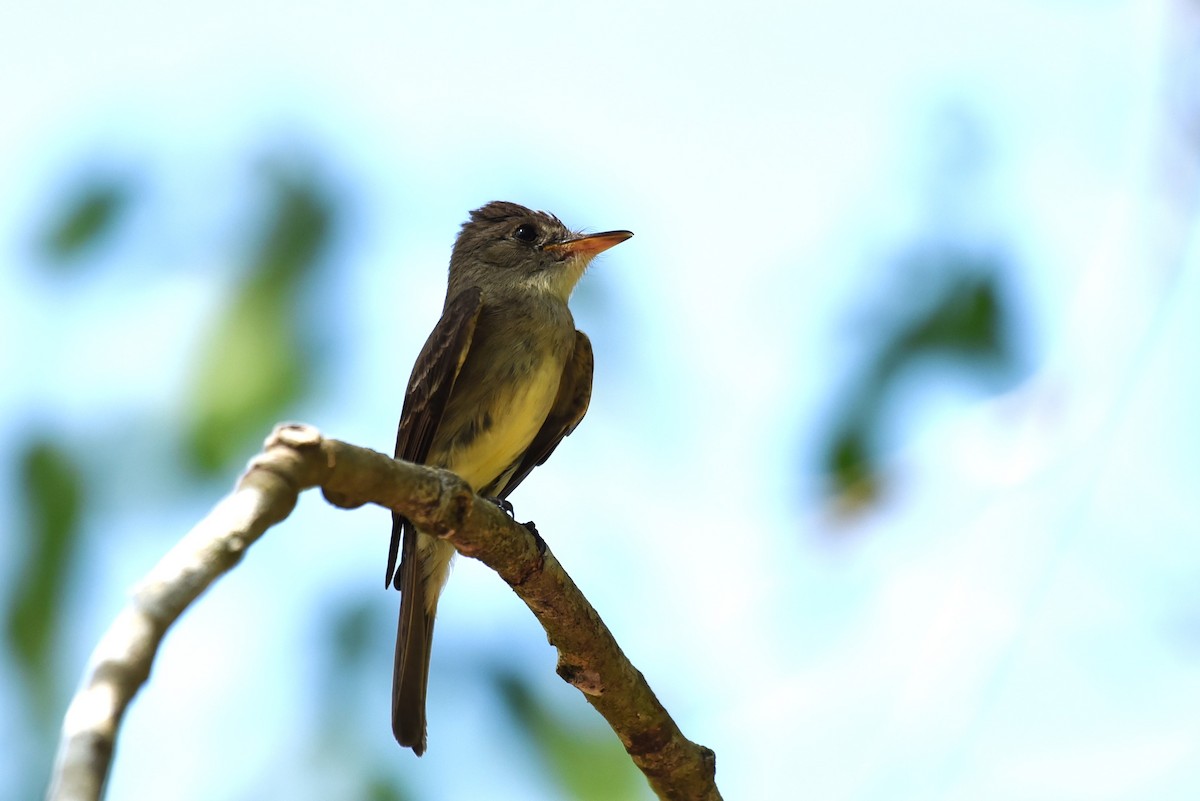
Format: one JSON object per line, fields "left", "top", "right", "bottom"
{"left": 387, "top": 200, "right": 633, "bottom": 755}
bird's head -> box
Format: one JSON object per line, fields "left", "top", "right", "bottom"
{"left": 448, "top": 201, "right": 632, "bottom": 301}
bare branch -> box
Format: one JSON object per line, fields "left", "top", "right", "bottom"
{"left": 47, "top": 423, "right": 720, "bottom": 801}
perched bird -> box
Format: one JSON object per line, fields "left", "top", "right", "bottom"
{"left": 388, "top": 201, "right": 633, "bottom": 755}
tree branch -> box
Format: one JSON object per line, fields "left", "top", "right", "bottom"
{"left": 46, "top": 423, "right": 720, "bottom": 801}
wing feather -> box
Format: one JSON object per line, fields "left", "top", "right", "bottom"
{"left": 386, "top": 286, "right": 483, "bottom": 587}
{"left": 389, "top": 287, "right": 483, "bottom": 754}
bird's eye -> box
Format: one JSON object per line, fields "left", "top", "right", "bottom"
{"left": 513, "top": 223, "right": 539, "bottom": 244}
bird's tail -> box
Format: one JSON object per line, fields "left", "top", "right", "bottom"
{"left": 392, "top": 516, "right": 435, "bottom": 755}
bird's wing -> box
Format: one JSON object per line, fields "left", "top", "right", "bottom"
{"left": 496, "top": 329, "right": 594, "bottom": 500}
{"left": 386, "top": 286, "right": 483, "bottom": 587}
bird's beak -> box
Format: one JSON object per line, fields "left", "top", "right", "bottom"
{"left": 545, "top": 230, "right": 634, "bottom": 260}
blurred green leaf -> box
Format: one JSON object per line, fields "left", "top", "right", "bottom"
{"left": 811, "top": 102, "right": 1033, "bottom": 513}
{"left": 251, "top": 163, "right": 333, "bottom": 289}
{"left": 827, "top": 421, "right": 881, "bottom": 513}
{"left": 817, "top": 248, "right": 1026, "bottom": 508}
{"left": 5, "top": 437, "right": 85, "bottom": 725}
{"left": 186, "top": 282, "right": 306, "bottom": 473}
{"left": 892, "top": 261, "right": 1007, "bottom": 361}
{"left": 363, "top": 773, "right": 413, "bottom": 801}
{"left": 40, "top": 177, "right": 132, "bottom": 265}
{"left": 184, "top": 162, "right": 333, "bottom": 475}
{"left": 494, "top": 669, "right": 644, "bottom": 801}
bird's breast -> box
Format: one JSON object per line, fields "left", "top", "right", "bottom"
{"left": 432, "top": 352, "right": 565, "bottom": 492}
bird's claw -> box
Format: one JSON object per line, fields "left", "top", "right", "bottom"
{"left": 523, "top": 521, "right": 547, "bottom": 554}
{"left": 486, "top": 496, "right": 516, "bottom": 518}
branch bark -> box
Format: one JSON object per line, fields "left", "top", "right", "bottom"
{"left": 46, "top": 423, "right": 720, "bottom": 801}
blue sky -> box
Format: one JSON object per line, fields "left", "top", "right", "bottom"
{"left": 3, "top": 1, "right": 1199, "bottom": 799}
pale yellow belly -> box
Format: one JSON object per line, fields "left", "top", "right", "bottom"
{"left": 442, "top": 359, "right": 562, "bottom": 491}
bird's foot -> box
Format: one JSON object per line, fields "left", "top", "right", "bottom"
{"left": 484, "top": 497, "right": 544, "bottom": 552}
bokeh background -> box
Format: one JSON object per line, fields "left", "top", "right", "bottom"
{"left": 4, "top": 1, "right": 1200, "bottom": 799}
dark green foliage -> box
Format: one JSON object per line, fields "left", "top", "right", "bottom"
{"left": 819, "top": 248, "right": 1026, "bottom": 506}
{"left": 5, "top": 437, "right": 84, "bottom": 726}
{"left": 40, "top": 177, "right": 132, "bottom": 265}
